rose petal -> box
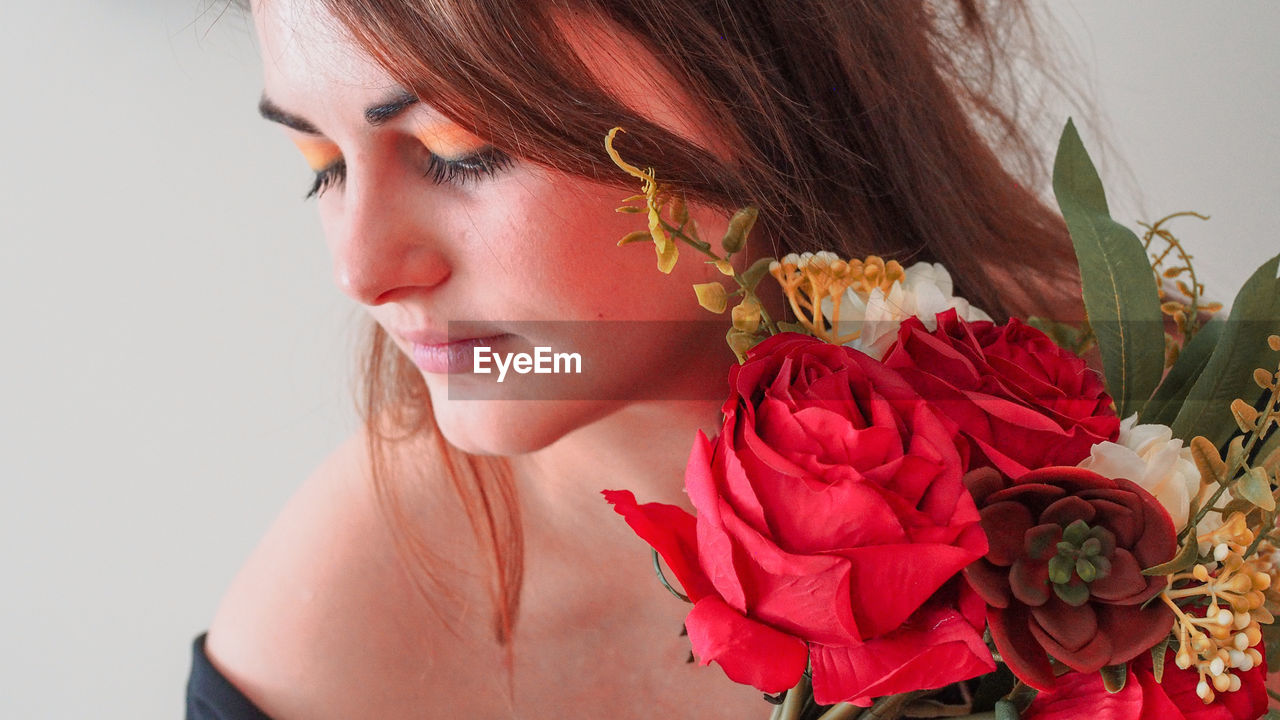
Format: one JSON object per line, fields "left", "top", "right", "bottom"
{"left": 711, "top": 502, "right": 861, "bottom": 646}
{"left": 1022, "top": 665, "right": 1146, "bottom": 720}
{"left": 684, "top": 430, "right": 749, "bottom": 612}
{"left": 839, "top": 543, "right": 985, "bottom": 638}
{"left": 808, "top": 603, "right": 994, "bottom": 706}
{"left": 684, "top": 595, "right": 808, "bottom": 694}
{"left": 712, "top": 438, "right": 769, "bottom": 537}
{"left": 601, "top": 488, "right": 714, "bottom": 602}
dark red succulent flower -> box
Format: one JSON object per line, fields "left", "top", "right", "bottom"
{"left": 961, "top": 466, "right": 1178, "bottom": 690}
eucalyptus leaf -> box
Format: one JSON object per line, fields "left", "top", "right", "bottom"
{"left": 1141, "top": 317, "right": 1225, "bottom": 426}
{"left": 1052, "top": 118, "right": 1165, "bottom": 419}
{"left": 1225, "top": 435, "right": 1247, "bottom": 472}
{"left": 740, "top": 256, "right": 776, "bottom": 291}
{"left": 1142, "top": 532, "right": 1199, "bottom": 576}
{"left": 693, "top": 282, "right": 727, "bottom": 314}
{"left": 1190, "top": 436, "right": 1227, "bottom": 485}
{"left": 1237, "top": 465, "right": 1275, "bottom": 511}
{"left": 1171, "top": 254, "right": 1280, "bottom": 446}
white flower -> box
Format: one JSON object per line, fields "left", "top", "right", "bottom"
{"left": 818, "top": 261, "right": 991, "bottom": 360}
{"left": 1078, "top": 414, "right": 1222, "bottom": 534}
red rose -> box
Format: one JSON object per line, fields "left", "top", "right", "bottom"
{"left": 882, "top": 309, "right": 1120, "bottom": 477}
{"left": 1023, "top": 646, "right": 1268, "bottom": 720}
{"left": 962, "top": 466, "right": 1177, "bottom": 690}
{"left": 604, "top": 332, "right": 993, "bottom": 706}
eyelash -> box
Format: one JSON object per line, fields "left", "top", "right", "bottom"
{"left": 304, "top": 147, "right": 515, "bottom": 200}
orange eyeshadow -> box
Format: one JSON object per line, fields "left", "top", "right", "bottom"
{"left": 413, "top": 121, "right": 487, "bottom": 158}
{"left": 289, "top": 138, "right": 342, "bottom": 171}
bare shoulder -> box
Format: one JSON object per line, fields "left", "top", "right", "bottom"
{"left": 204, "top": 425, "right": 487, "bottom": 720}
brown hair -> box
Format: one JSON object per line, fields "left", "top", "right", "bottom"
{"left": 236, "top": 0, "right": 1093, "bottom": 651}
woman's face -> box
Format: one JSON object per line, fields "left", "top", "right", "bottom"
{"left": 252, "top": 0, "right": 745, "bottom": 455}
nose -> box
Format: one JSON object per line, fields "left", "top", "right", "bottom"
{"left": 325, "top": 157, "right": 450, "bottom": 306}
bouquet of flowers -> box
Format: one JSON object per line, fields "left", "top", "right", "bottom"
{"left": 600, "top": 119, "right": 1280, "bottom": 719}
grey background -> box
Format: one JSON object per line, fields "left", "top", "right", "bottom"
{"left": 1, "top": 2, "right": 1275, "bottom": 717}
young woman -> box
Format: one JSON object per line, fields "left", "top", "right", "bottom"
{"left": 188, "top": 0, "right": 1083, "bottom": 717}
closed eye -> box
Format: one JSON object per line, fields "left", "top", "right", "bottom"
{"left": 305, "top": 147, "right": 515, "bottom": 201}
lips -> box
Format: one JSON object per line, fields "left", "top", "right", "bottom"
{"left": 393, "top": 325, "right": 507, "bottom": 346}
{"left": 401, "top": 329, "right": 512, "bottom": 374}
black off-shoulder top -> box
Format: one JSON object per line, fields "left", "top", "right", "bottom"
{"left": 186, "top": 632, "right": 274, "bottom": 720}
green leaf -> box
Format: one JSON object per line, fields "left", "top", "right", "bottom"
{"left": 1026, "top": 316, "right": 1085, "bottom": 351}
{"left": 1171, "top": 255, "right": 1280, "bottom": 446}
{"left": 1263, "top": 620, "right": 1280, "bottom": 670}
{"left": 1052, "top": 118, "right": 1165, "bottom": 419}
{"left": 1237, "top": 465, "right": 1276, "bottom": 511}
{"left": 1143, "top": 532, "right": 1199, "bottom": 575}
{"left": 1149, "top": 635, "right": 1173, "bottom": 683}
{"left": 1141, "top": 317, "right": 1225, "bottom": 426}
{"left": 740, "top": 256, "right": 776, "bottom": 291}
{"left": 1053, "top": 580, "right": 1090, "bottom": 607}
{"left": 1100, "top": 664, "right": 1127, "bottom": 693}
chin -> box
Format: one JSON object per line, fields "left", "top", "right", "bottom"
{"left": 427, "top": 393, "right": 620, "bottom": 457}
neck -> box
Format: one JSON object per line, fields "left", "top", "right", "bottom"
{"left": 508, "top": 398, "right": 723, "bottom": 547}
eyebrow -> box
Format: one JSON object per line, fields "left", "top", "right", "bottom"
{"left": 257, "top": 89, "right": 421, "bottom": 133}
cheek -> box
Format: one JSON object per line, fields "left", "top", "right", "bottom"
{"left": 487, "top": 176, "right": 726, "bottom": 323}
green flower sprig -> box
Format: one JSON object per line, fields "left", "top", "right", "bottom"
{"left": 605, "top": 127, "right": 779, "bottom": 361}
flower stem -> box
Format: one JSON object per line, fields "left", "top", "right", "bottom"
{"left": 1184, "top": 380, "right": 1279, "bottom": 542}
{"left": 813, "top": 702, "right": 863, "bottom": 720}
{"left": 1003, "top": 681, "right": 1038, "bottom": 714}
{"left": 771, "top": 673, "right": 811, "bottom": 720}
{"left": 863, "top": 691, "right": 929, "bottom": 719}
{"left": 658, "top": 217, "right": 780, "bottom": 335}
